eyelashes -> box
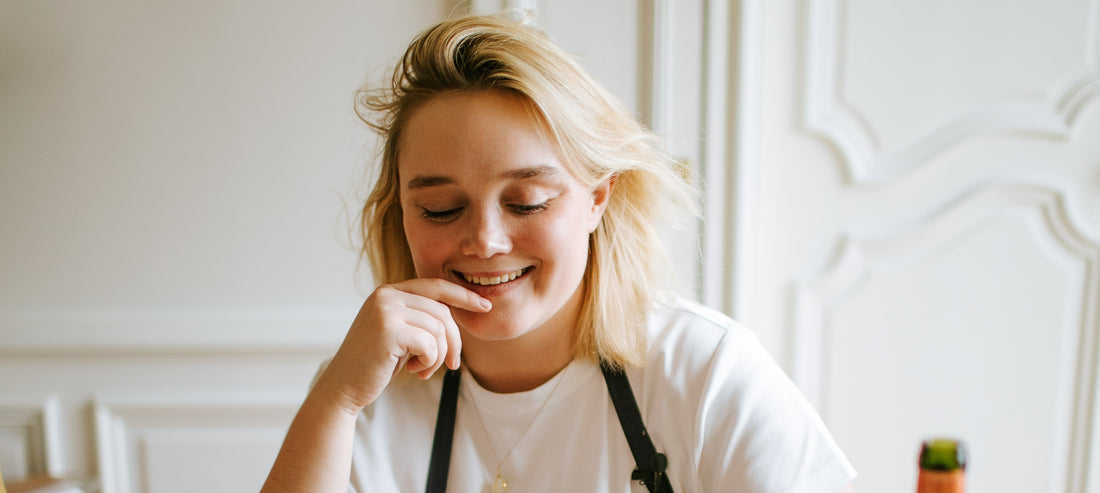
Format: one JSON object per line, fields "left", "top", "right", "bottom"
{"left": 420, "top": 207, "right": 462, "bottom": 221}
{"left": 510, "top": 202, "right": 550, "bottom": 215}
{"left": 419, "top": 201, "right": 552, "bottom": 222}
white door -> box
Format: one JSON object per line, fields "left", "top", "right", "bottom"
{"left": 730, "top": 0, "right": 1100, "bottom": 492}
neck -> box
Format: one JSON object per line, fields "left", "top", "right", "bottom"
{"left": 461, "top": 330, "right": 574, "bottom": 393}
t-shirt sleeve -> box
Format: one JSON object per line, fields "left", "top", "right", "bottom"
{"left": 695, "top": 328, "right": 856, "bottom": 493}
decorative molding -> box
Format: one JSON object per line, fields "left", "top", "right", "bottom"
{"left": 696, "top": 0, "right": 767, "bottom": 326}
{"left": 0, "top": 313, "right": 346, "bottom": 357}
{"left": 685, "top": 0, "right": 766, "bottom": 326}
{"left": 804, "top": 0, "right": 1100, "bottom": 184}
{"left": 467, "top": 0, "right": 542, "bottom": 20}
{"left": 792, "top": 182, "right": 1100, "bottom": 493}
{"left": 698, "top": 0, "right": 735, "bottom": 314}
{"left": 639, "top": 0, "right": 671, "bottom": 137}
{"left": 728, "top": 0, "right": 765, "bottom": 328}
{"left": 93, "top": 397, "right": 301, "bottom": 493}
{"left": 0, "top": 396, "right": 62, "bottom": 479}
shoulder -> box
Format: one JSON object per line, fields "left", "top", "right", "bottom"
{"left": 641, "top": 296, "right": 803, "bottom": 413}
{"left": 632, "top": 296, "right": 770, "bottom": 426}
{"left": 643, "top": 296, "right": 764, "bottom": 375}
{"left": 639, "top": 297, "right": 857, "bottom": 491}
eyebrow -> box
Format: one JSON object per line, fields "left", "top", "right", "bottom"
{"left": 404, "top": 165, "right": 562, "bottom": 190}
{"left": 405, "top": 175, "right": 454, "bottom": 190}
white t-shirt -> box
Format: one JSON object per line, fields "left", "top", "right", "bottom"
{"left": 347, "top": 298, "right": 856, "bottom": 492}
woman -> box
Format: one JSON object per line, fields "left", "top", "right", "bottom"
{"left": 262, "top": 15, "right": 856, "bottom": 493}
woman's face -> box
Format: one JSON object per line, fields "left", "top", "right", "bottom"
{"left": 397, "top": 90, "right": 610, "bottom": 344}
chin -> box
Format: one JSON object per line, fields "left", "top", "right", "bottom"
{"left": 453, "top": 309, "right": 532, "bottom": 342}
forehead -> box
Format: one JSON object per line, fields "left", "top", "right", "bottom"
{"left": 396, "top": 91, "right": 572, "bottom": 187}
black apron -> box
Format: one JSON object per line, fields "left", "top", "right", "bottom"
{"left": 424, "top": 361, "right": 673, "bottom": 492}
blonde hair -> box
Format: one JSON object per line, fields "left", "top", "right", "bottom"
{"left": 355, "top": 15, "right": 696, "bottom": 369}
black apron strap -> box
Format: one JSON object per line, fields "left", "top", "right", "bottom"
{"left": 425, "top": 368, "right": 461, "bottom": 493}
{"left": 600, "top": 360, "right": 674, "bottom": 493}
{"left": 424, "top": 363, "right": 674, "bottom": 493}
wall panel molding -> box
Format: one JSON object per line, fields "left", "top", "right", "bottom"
{"left": 804, "top": 0, "right": 1100, "bottom": 184}
{"left": 792, "top": 182, "right": 1100, "bottom": 493}
{"left": 93, "top": 397, "right": 300, "bottom": 493}
{"left": 0, "top": 314, "right": 346, "bottom": 357}
{"left": 0, "top": 395, "right": 62, "bottom": 480}
{"left": 467, "top": 0, "right": 542, "bottom": 18}
{"left": 698, "top": 0, "right": 765, "bottom": 322}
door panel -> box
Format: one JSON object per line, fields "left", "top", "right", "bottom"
{"left": 744, "top": 0, "right": 1100, "bottom": 491}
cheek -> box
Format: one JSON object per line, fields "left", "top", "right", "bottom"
{"left": 534, "top": 207, "right": 593, "bottom": 268}
{"left": 403, "top": 218, "right": 447, "bottom": 276}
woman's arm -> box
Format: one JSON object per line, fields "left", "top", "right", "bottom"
{"left": 260, "top": 379, "right": 360, "bottom": 493}
{"left": 260, "top": 279, "right": 491, "bottom": 493}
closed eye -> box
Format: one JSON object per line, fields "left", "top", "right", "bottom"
{"left": 420, "top": 207, "right": 463, "bottom": 222}
{"left": 510, "top": 201, "right": 551, "bottom": 215}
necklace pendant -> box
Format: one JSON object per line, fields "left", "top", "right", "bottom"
{"left": 491, "top": 471, "right": 508, "bottom": 493}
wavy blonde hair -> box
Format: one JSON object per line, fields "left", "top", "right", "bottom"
{"left": 354, "top": 15, "right": 696, "bottom": 368}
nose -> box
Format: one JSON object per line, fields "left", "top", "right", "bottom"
{"left": 460, "top": 206, "right": 512, "bottom": 258}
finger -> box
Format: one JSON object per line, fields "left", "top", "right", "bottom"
{"left": 399, "top": 295, "right": 463, "bottom": 370}
{"left": 444, "top": 308, "right": 462, "bottom": 369}
{"left": 392, "top": 353, "right": 411, "bottom": 379}
{"left": 433, "top": 319, "right": 447, "bottom": 376}
{"left": 394, "top": 278, "right": 493, "bottom": 313}
{"left": 394, "top": 321, "right": 439, "bottom": 374}
{"left": 398, "top": 308, "right": 450, "bottom": 378}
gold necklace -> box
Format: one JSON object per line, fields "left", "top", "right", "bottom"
{"left": 465, "top": 364, "right": 570, "bottom": 493}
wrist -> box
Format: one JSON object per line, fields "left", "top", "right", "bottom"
{"left": 308, "top": 373, "right": 370, "bottom": 419}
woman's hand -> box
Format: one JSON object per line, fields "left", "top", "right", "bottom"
{"left": 262, "top": 278, "right": 487, "bottom": 493}
{"left": 315, "top": 278, "right": 491, "bottom": 415}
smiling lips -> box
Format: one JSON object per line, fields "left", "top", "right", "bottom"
{"left": 461, "top": 267, "right": 529, "bottom": 286}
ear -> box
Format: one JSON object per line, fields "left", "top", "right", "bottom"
{"left": 587, "top": 175, "right": 614, "bottom": 233}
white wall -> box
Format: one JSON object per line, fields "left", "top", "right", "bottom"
{"left": 0, "top": 0, "right": 451, "bottom": 488}
{"left": 0, "top": 1, "right": 654, "bottom": 490}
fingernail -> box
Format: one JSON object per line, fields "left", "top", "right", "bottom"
{"left": 480, "top": 298, "right": 492, "bottom": 310}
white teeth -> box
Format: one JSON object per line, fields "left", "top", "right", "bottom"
{"left": 463, "top": 268, "right": 526, "bottom": 286}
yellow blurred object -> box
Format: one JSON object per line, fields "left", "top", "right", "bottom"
{"left": 2, "top": 477, "right": 84, "bottom": 493}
